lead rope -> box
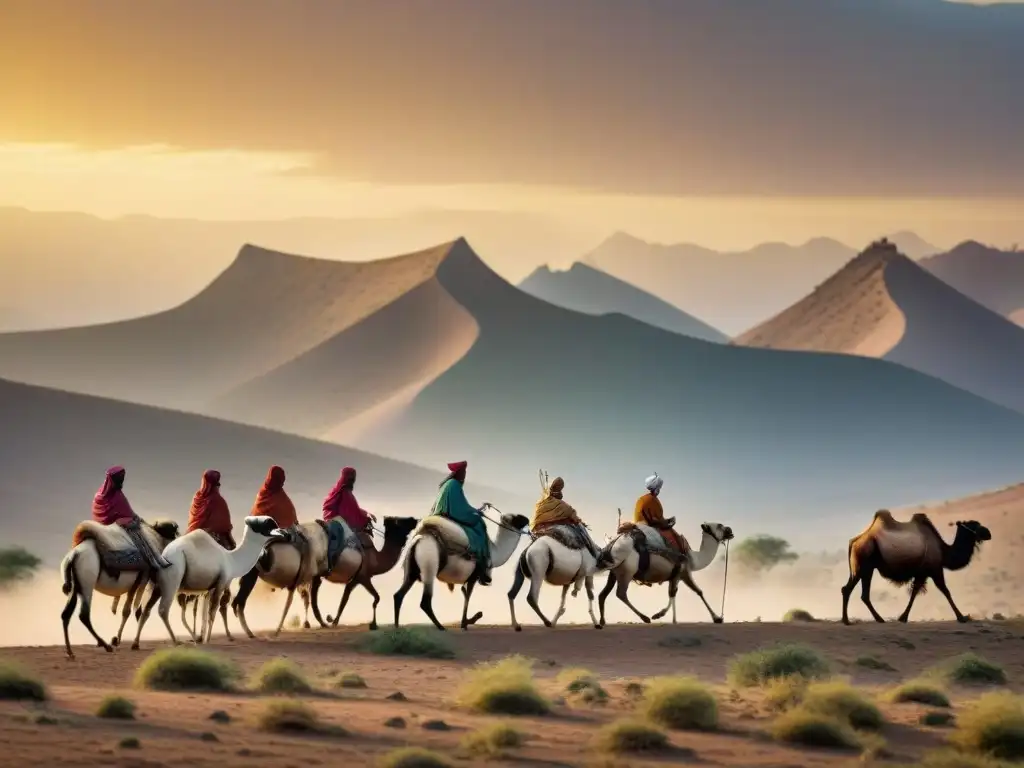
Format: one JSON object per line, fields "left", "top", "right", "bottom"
{"left": 719, "top": 538, "right": 730, "bottom": 620}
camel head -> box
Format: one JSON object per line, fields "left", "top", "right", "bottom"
{"left": 500, "top": 512, "right": 531, "bottom": 532}
{"left": 383, "top": 516, "right": 419, "bottom": 543}
{"left": 150, "top": 519, "right": 181, "bottom": 543}
{"left": 243, "top": 515, "right": 289, "bottom": 543}
{"left": 953, "top": 519, "right": 992, "bottom": 546}
{"left": 700, "top": 522, "right": 734, "bottom": 543}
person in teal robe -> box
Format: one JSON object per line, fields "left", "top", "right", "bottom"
{"left": 431, "top": 460, "right": 492, "bottom": 585}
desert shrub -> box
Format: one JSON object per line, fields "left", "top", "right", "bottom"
{"left": 0, "top": 547, "right": 41, "bottom": 587}
{"left": 624, "top": 681, "right": 645, "bottom": 697}
{"left": 915, "top": 749, "right": 1009, "bottom": 767}
{"left": 0, "top": 660, "right": 46, "bottom": 701}
{"left": 763, "top": 676, "right": 809, "bottom": 711}
{"left": 255, "top": 699, "right": 322, "bottom": 733}
{"left": 940, "top": 654, "right": 1008, "bottom": 687}
{"left": 252, "top": 658, "right": 312, "bottom": 695}
{"left": 639, "top": 676, "right": 718, "bottom": 731}
{"left": 856, "top": 655, "right": 896, "bottom": 672}
{"left": 134, "top": 648, "right": 240, "bottom": 692}
{"left": 921, "top": 710, "right": 955, "bottom": 727}
{"left": 888, "top": 680, "right": 951, "bottom": 708}
{"left": 949, "top": 691, "right": 1024, "bottom": 760}
{"left": 461, "top": 722, "right": 526, "bottom": 758}
{"left": 783, "top": 608, "right": 815, "bottom": 622}
{"left": 800, "top": 680, "right": 884, "bottom": 731}
{"left": 594, "top": 719, "right": 669, "bottom": 754}
{"left": 455, "top": 655, "right": 550, "bottom": 716}
{"left": 728, "top": 643, "right": 830, "bottom": 687}
{"left": 771, "top": 709, "right": 860, "bottom": 749}
{"left": 355, "top": 627, "right": 455, "bottom": 659}
{"left": 337, "top": 672, "right": 367, "bottom": 689}
{"left": 734, "top": 535, "right": 798, "bottom": 573}
{"left": 378, "top": 747, "right": 452, "bottom": 768}
{"left": 96, "top": 694, "right": 136, "bottom": 720}
{"left": 558, "top": 668, "right": 607, "bottom": 703}
{"left": 118, "top": 737, "right": 140, "bottom": 749}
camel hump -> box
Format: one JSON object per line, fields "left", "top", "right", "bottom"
{"left": 872, "top": 509, "right": 896, "bottom": 526}
{"left": 71, "top": 520, "right": 133, "bottom": 550}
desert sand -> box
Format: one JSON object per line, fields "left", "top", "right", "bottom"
{"left": 2, "top": 621, "right": 1022, "bottom": 767}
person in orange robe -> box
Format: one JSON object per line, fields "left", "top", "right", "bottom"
{"left": 251, "top": 465, "right": 298, "bottom": 530}
{"left": 187, "top": 469, "right": 235, "bottom": 549}
{"left": 633, "top": 473, "right": 688, "bottom": 554}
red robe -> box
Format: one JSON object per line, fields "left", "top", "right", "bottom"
{"left": 251, "top": 465, "right": 297, "bottom": 528}
{"left": 187, "top": 470, "right": 234, "bottom": 540}
{"left": 322, "top": 467, "right": 371, "bottom": 529}
{"left": 91, "top": 466, "right": 135, "bottom": 526}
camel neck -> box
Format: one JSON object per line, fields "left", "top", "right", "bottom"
{"left": 687, "top": 531, "right": 722, "bottom": 572}
{"left": 489, "top": 525, "right": 524, "bottom": 567}
{"left": 227, "top": 529, "right": 270, "bottom": 580}
{"left": 943, "top": 528, "right": 978, "bottom": 571}
{"left": 370, "top": 537, "right": 407, "bottom": 575}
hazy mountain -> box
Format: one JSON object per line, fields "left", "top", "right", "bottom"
{"left": 920, "top": 241, "right": 1024, "bottom": 324}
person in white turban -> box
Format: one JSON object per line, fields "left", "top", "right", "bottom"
{"left": 634, "top": 472, "right": 687, "bottom": 554}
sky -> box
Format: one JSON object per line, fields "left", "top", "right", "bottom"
{"left": 2, "top": 0, "right": 1023, "bottom": 251}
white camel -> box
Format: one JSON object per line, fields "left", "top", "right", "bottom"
{"left": 507, "top": 530, "right": 601, "bottom": 631}
{"left": 597, "top": 521, "right": 734, "bottom": 625}
{"left": 132, "top": 516, "right": 286, "bottom": 648}
{"left": 60, "top": 519, "right": 180, "bottom": 659}
{"left": 393, "top": 509, "right": 530, "bottom": 631}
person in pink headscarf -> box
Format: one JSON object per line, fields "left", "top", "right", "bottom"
{"left": 322, "top": 467, "right": 376, "bottom": 547}
{"left": 90, "top": 466, "right": 170, "bottom": 568}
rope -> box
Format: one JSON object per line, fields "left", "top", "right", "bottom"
{"left": 479, "top": 506, "right": 534, "bottom": 538}
{"left": 719, "top": 538, "right": 730, "bottom": 620}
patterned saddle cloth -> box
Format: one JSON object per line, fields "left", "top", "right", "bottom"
{"left": 615, "top": 522, "right": 689, "bottom": 560}
{"left": 535, "top": 523, "right": 594, "bottom": 552}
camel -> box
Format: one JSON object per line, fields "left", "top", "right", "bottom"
{"left": 841, "top": 510, "right": 992, "bottom": 625}
{"left": 597, "top": 521, "right": 734, "bottom": 625}
{"left": 132, "top": 516, "right": 286, "bottom": 648}
{"left": 507, "top": 526, "right": 601, "bottom": 631}
{"left": 60, "top": 519, "right": 180, "bottom": 659}
{"left": 304, "top": 516, "right": 419, "bottom": 630}
{"left": 394, "top": 510, "right": 531, "bottom": 631}
{"left": 115, "top": 585, "right": 234, "bottom": 644}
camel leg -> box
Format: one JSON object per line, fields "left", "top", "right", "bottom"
{"left": 393, "top": 572, "right": 416, "bottom": 628}
{"left": 840, "top": 571, "right": 861, "bottom": 625}
{"left": 598, "top": 571, "right": 616, "bottom": 627}
{"left": 897, "top": 577, "right": 927, "bottom": 623}
{"left": 205, "top": 589, "right": 221, "bottom": 643}
{"left": 507, "top": 559, "right": 526, "bottom": 632}
{"left": 218, "top": 590, "right": 234, "bottom": 641}
{"left": 331, "top": 581, "right": 359, "bottom": 628}
{"left": 419, "top": 580, "right": 445, "bottom": 631}
{"left": 111, "top": 595, "right": 120, "bottom": 615}
{"left": 114, "top": 574, "right": 145, "bottom": 647}
{"left": 585, "top": 573, "right": 600, "bottom": 629}
{"left": 615, "top": 575, "right": 652, "bottom": 624}
{"left": 678, "top": 570, "right": 720, "bottom": 623}
{"left": 157, "top": 587, "right": 180, "bottom": 646}
{"left": 61, "top": 579, "right": 80, "bottom": 660}
{"left": 460, "top": 579, "right": 482, "bottom": 631}
{"left": 309, "top": 577, "right": 329, "bottom": 628}
{"left": 859, "top": 567, "right": 886, "bottom": 622}
{"left": 300, "top": 587, "right": 312, "bottom": 629}
{"left": 193, "top": 596, "right": 201, "bottom": 636}
{"left": 651, "top": 587, "right": 674, "bottom": 621}
{"left": 180, "top": 595, "right": 198, "bottom": 641}
{"left": 230, "top": 566, "right": 260, "bottom": 640}
{"left": 526, "top": 571, "right": 552, "bottom": 628}
{"left": 273, "top": 588, "right": 296, "bottom": 637}
{"left": 361, "top": 578, "right": 382, "bottom": 631}
{"left": 76, "top": 583, "right": 114, "bottom": 653}
{"left": 931, "top": 570, "right": 969, "bottom": 623}
{"left": 551, "top": 585, "right": 570, "bottom": 626}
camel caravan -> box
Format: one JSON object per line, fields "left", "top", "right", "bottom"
{"left": 57, "top": 460, "right": 993, "bottom": 659}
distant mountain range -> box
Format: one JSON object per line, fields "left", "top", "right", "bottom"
{"left": 920, "top": 241, "right": 1024, "bottom": 325}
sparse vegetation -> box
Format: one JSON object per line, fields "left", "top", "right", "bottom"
{"left": 888, "top": 680, "right": 951, "bottom": 708}
{"left": 800, "top": 680, "right": 884, "bottom": 731}
{"left": 728, "top": 643, "right": 830, "bottom": 687}
{"left": 0, "top": 547, "right": 41, "bottom": 587}
{"left": 734, "top": 535, "right": 798, "bottom": 573}
{"left": 355, "top": 626, "right": 455, "bottom": 659}
{"left": 938, "top": 654, "right": 1008, "bottom": 687}
{"left": 639, "top": 676, "right": 718, "bottom": 731}
{"left": 949, "top": 691, "right": 1024, "bottom": 760}
{"left": 624, "top": 681, "right": 645, "bottom": 697}
{"left": 378, "top": 747, "right": 453, "bottom": 768}
{"left": 134, "top": 648, "right": 240, "bottom": 692}
{"left": 594, "top": 719, "right": 669, "bottom": 754}
{"left": 255, "top": 700, "right": 328, "bottom": 734}
{"left": 252, "top": 658, "right": 312, "bottom": 695}
{"left": 118, "top": 737, "right": 140, "bottom": 750}
{"left": 783, "top": 608, "right": 815, "bottom": 622}
{"left": 0, "top": 660, "right": 46, "bottom": 701}
{"left": 763, "top": 675, "right": 809, "bottom": 711}
{"left": 558, "top": 668, "right": 608, "bottom": 703}
{"left": 915, "top": 749, "right": 1010, "bottom": 767}
{"left": 461, "top": 722, "right": 527, "bottom": 758}
{"left": 771, "top": 709, "right": 860, "bottom": 749}
{"left": 455, "top": 655, "right": 550, "bottom": 716}
{"left": 96, "top": 695, "right": 136, "bottom": 720}
{"left": 336, "top": 672, "right": 367, "bottom": 689}
{"left": 921, "top": 710, "right": 955, "bottom": 727}
{"left": 856, "top": 655, "right": 896, "bottom": 672}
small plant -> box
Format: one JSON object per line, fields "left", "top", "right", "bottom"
{"left": 134, "top": 648, "right": 240, "bottom": 692}
{"left": 252, "top": 658, "right": 312, "bottom": 695}
{"left": 763, "top": 675, "right": 808, "bottom": 711}
{"left": 800, "top": 681, "right": 884, "bottom": 731}
{"left": 771, "top": 709, "right": 860, "bottom": 749}
{"left": 594, "top": 719, "right": 669, "bottom": 754}
{"left": 355, "top": 627, "right": 455, "bottom": 659}
{"left": 916, "top": 749, "right": 1008, "bottom": 767}
{"left": 921, "top": 710, "right": 955, "bottom": 727}
{"left": 96, "top": 694, "right": 136, "bottom": 720}
{"left": 624, "top": 681, "right": 645, "bottom": 697}
{"left": 336, "top": 672, "right": 367, "bottom": 689}
{"left": 949, "top": 691, "right": 1024, "bottom": 760}
{"left": 461, "top": 722, "right": 526, "bottom": 758}
{"left": 378, "top": 747, "right": 452, "bottom": 768}
{"left": 939, "top": 654, "right": 1008, "bottom": 687}
{"left": 558, "top": 668, "right": 608, "bottom": 703}
{"left": 728, "top": 643, "right": 830, "bottom": 687}
{"left": 0, "top": 547, "right": 41, "bottom": 587}
{"left": 455, "top": 655, "right": 550, "bottom": 716}
{"left": 255, "top": 700, "right": 324, "bottom": 733}
{"left": 887, "top": 680, "right": 951, "bottom": 708}
{"left": 118, "top": 737, "right": 140, "bottom": 750}
{"left": 0, "top": 660, "right": 46, "bottom": 701}
{"left": 639, "top": 676, "right": 718, "bottom": 731}
{"left": 783, "top": 608, "right": 815, "bottom": 622}
{"left": 855, "top": 655, "right": 896, "bottom": 672}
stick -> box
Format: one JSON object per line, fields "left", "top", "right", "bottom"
{"left": 719, "top": 539, "right": 730, "bottom": 620}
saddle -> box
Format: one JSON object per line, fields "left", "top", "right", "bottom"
{"left": 419, "top": 518, "right": 474, "bottom": 560}
{"left": 314, "top": 519, "right": 363, "bottom": 572}
{"left": 535, "top": 523, "right": 595, "bottom": 553}
{"left": 71, "top": 521, "right": 150, "bottom": 576}
{"left": 616, "top": 521, "right": 689, "bottom": 560}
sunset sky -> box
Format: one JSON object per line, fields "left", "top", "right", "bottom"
{"left": 2, "top": 0, "right": 1022, "bottom": 249}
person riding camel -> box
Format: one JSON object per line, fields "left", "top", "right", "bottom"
{"left": 187, "top": 469, "right": 235, "bottom": 549}
{"left": 91, "top": 465, "right": 171, "bottom": 569}
{"left": 531, "top": 475, "right": 600, "bottom": 558}
{"left": 633, "top": 472, "right": 688, "bottom": 558}
{"left": 252, "top": 465, "right": 300, "bottom": 540}
{"left": 322, "top": 466, "right": 376, "bottom": 549}
{"left": 430, "top": 460, "right": 492, "bottom": 585}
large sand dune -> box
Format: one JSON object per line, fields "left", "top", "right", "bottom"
{"left": 735, "top": 240, "right": 1024, "bottom": 415}
{"left": 921, "top": 241, "right": 1024, "bottom": 325}
{"left": 519, "top": 262, "right": 726, "bottom": 342}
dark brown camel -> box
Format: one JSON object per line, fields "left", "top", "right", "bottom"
{"left": 841, "top": 510, "right": 991, "bottom": 625}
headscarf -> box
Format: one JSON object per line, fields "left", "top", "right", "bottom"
{"left": 187, "top": 469, "right": 233, "bottom": 535}
{"left": 91, "top": 466, "right": 135, "bottom": 524}
{"left": 252, "top": 465, "right": 297, "bottom": 528}
{"left": 548, "top": 476, "right": 565, "bottom": 500}
{"left": 645, "top": 473, "right": 664, "bottom": 494}
{"left": 322, "top": 467, "right": 356, "bottom": 516}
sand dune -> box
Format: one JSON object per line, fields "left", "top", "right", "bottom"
{"left": 735, "top": 240, "right": 1024, "bottom": 415}
{"left": 921, "top": 241, "right": 1024, "bottom": 324}
{"left": 519, "top": 262, "right": 726, "bottom": 342}
{"left": 0, "top": 377, "right": 527, "bottom": 565}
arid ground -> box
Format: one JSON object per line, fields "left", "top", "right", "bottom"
{"left": 2, "top": 620, "right": 1022, "bottom": 767}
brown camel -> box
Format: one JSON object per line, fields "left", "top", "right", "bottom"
{"left": 841, "top": 510, "right": 991, "bottom": 625}
{"left": 306, "top": 516, "right": 419, "bottom": 630}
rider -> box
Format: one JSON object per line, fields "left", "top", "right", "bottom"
{"left": 531, "top": 476, "right": 600, "bottom": 558}
{"left": 633, "top": 472, "right": 688, "bottom": 556}
{"left": 252, "top": 465, "right": 299, "bottom": 534}
{"left": 187, "top": 469, "right": 235, "bottom": 549}
{"left": 430, "top": 460, "right": 492, "bottom": 585}
{"left": 322, "top": 466, "right": 376, "bottom": 548}
{"left": 91, "top": 465, "right": 171, "bottom": 568}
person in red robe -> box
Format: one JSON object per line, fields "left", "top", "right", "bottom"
{"left": 251, "top": 465, "right": 298, "bottom": 530}
{"left": 90, "top": 466, "right": 170, "bottom": 568}
{"left": 322, "top": 467, "right": 374, "bottom": 529}
{"left": 187, "top": 469, "right": 235, "bottom": 549}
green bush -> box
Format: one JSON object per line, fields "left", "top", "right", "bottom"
{"left": 783, "top": 608, "right": 815, "bottom": 622}
{"left": 728, "top": 643, "right": 830, "bottom": 687}
{"left": 940, "top": 654, "right": 1008, "bottom": 687}
{"left": 455, "top": 655, "right": 550, "bottom": 716}
{"left": 0, "top": 660, "right": 46, "bottom": 701}
{"left": 0, "top": 547, "right": 41, "bottom": 587}
{"left": 461, "top": 722, "right": 526, "bottom": 758}
{"left": 855, "top": 655, "right": 896, "bottom": 672}
{"left": 594, "top": 719, "right": 669, "bottom": 754}
{"left": 255, "top": 699, "right": 322, "bottom": 733}
{"left": 921, "top": 710, "right": 955, "bottom": 727}
{"left": 763, "top": 676, "right": 809, "bottom": 711}
{"left": 251, "top": 658, "right": 312, "bottom": 695}
{"left": 887, "top": 680, "right": 951, "bottom": 708}
{"left": 771, "top": 709, "right": 860, "bottom": 749}
{"left": 355, "top": 627, "right": 455, "bottom": 659}
{"left": 800, "top": 681, "right": 884, "bottom": 731}
{"left": 949, "top": 691, "right": 1024, "bottom": 760}
{"left": 134, "top": 648, "right": 240, "bottom": 692}
{"left": 639, "top": 676, "right": 718, "bottom": 731}
{"left": 337, "top": 672, "right": 367, "bottom": 689}
{"left": 915, "top": 749, "right": 1009, "bottom": 767}
{"left": 377, "top": 747, "right": 452, "bottom": 768}
{"left": 557, "top": 667, "right": 607, "bottom": 703}
{"left": 96, "top": 694, "right": 136, "bottom": 720}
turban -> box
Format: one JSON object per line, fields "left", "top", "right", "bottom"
{"left": 447, "top": 460, "right": 468, "bottom": 473}
{"left": 645, "top": 473, "right": 664, "bottom": 493}
{"left": 548, "top": 477, "right": 565, "bottom": 494}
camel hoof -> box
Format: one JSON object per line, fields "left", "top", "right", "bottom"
{"left": 712, "top": 615, "right": 723, "bottom": 624}
{"left": 303, "top": 621, "right": 311, "bottom": 630}
{"left": 599, "top": 619, "right": 606, "bottom": 628}
{"left": 594, "top": 623, "right": 602, "bottom": 630}
{"left": 514, "top": 625, "right": 522, "bottom": 632}
{"left": 652, "top": 611, "right": 667, "bottom": 620}
{"left": 130, "top": 643, "right": 140, "bottom": 651}
{"left": 640, "top": 615, "right": 652, "bottom": 624}
{"left": 958, "top": 615, "right": 972, "bottom": 624}
{"left": 368, "top": 623, "right": 378, "bottom": 632}
{"left": 103, "top": 644, "right": 114, "bottom": 653}
{"left": 65, "top": 652, "right": 75, "bottom": 661}
{"left": 897, "top": 615, "right": 909, "bottom": 623}
{"left": 842, "top": 618, "right": 851, "bottom": 626}
{"left": 467, "top": 611, "right": 483, "bottom": 626}
{"left": 111, "top": 636, "right": 120, "bottom": 647}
